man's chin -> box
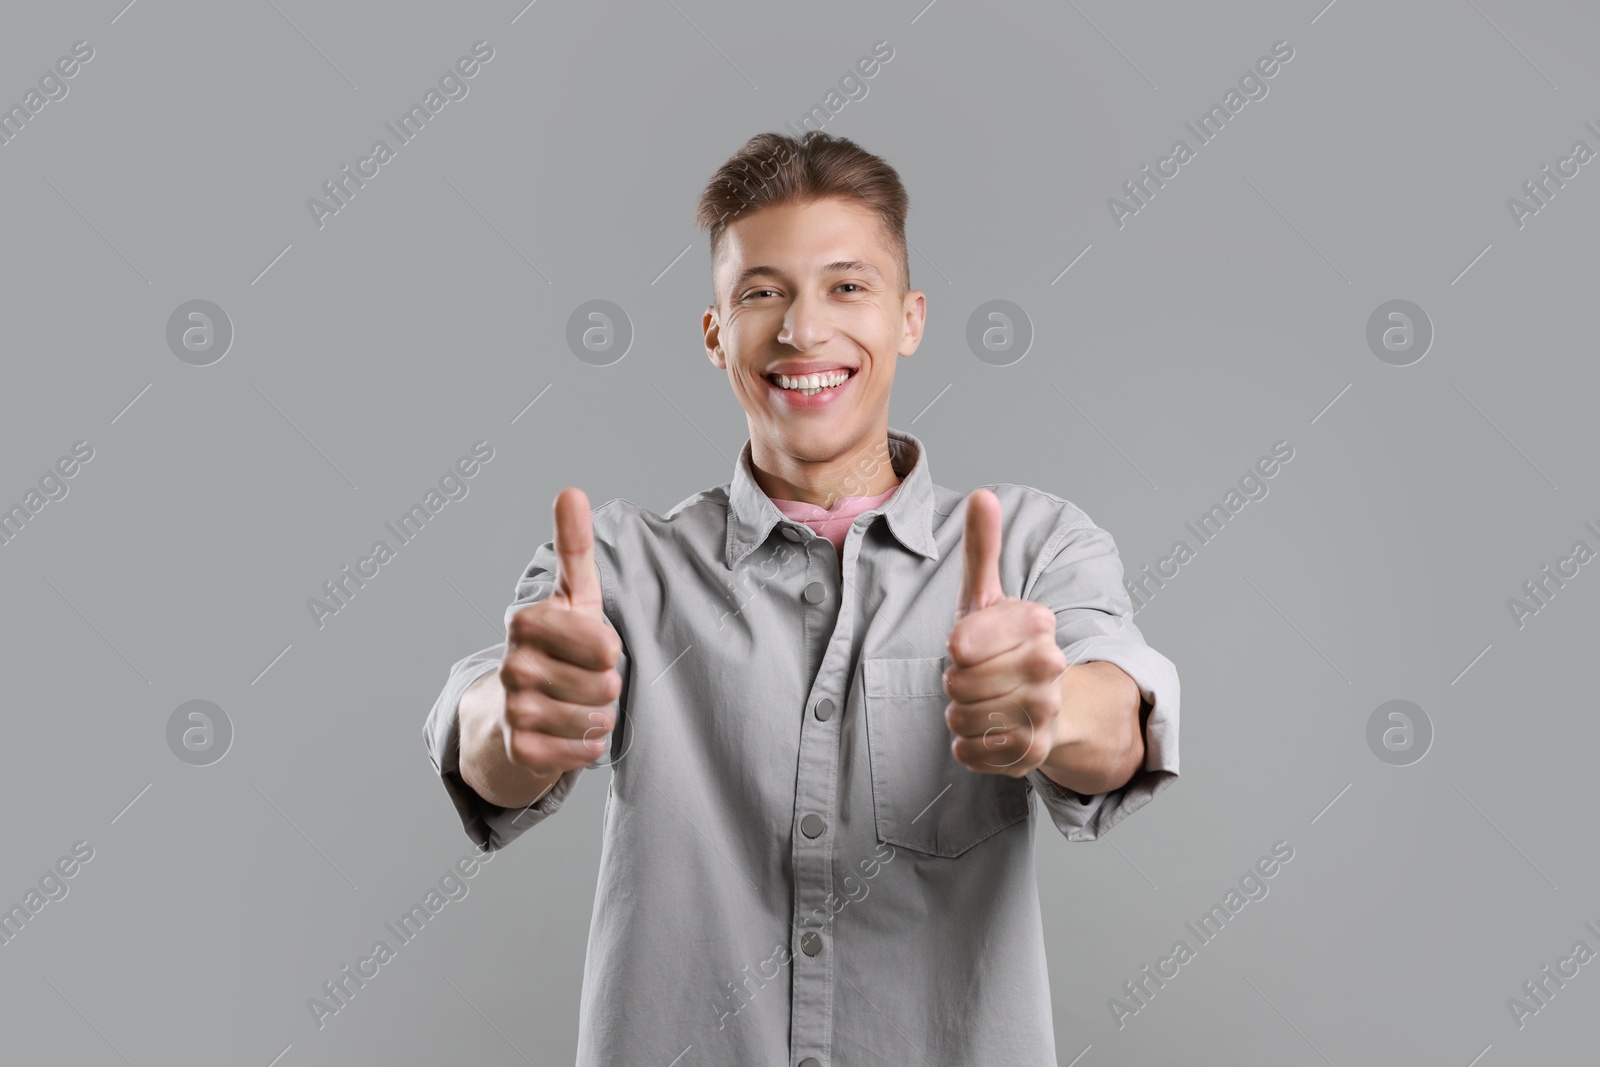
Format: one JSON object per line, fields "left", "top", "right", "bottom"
{"left": 760, "top": 413, "right": 876, "bottom": 462}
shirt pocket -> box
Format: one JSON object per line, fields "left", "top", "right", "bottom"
{"left": 862, "top": 655, "right": 1030, "bottom": 858}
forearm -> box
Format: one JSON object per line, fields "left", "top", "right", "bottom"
{"left": 458, "top": 668, "right": 562, "bottom": 810}
{"left": 1038, "top": 661, "right": 1145, "bottom": 796}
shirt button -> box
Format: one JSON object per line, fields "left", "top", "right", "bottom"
{"left": 803, "top": 581, "right": 826, "bottom": 604}
{"left": 800, "top": 931, "right": 823, "bottom": 956}
{"left": 798, "top": 1059, "right": 822, "bottom": 1067}
{"left": 813, "top": 697, "right": 835, "bottom": 722}
{"left": 801, "top": 813, "right": 826, "bottom": 838}
{"left": 781, "top": 526, "right": 803, "bottom": 541}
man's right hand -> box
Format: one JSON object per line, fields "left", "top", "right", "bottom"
{"left": 495, "top": 487, "right": 624, "bottom": 776}
{"left": 458, "top": 487, "right": 622, "bottom": 810}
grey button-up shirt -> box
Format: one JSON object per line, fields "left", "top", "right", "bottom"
{"left": 424, "top": 427, "right": 1180, "bottom": 1066}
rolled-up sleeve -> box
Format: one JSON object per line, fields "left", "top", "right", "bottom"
{"left": 1021, "top": 510, "right": 1180, "bottom": 842}
{"left": 422, "top": 504, "right": 629, "bottom": 852}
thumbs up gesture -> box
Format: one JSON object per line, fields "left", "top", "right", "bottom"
{"left": 498, "top": 488, "right": 624, "bottom": 775}
{"left": 944, "top": 489, "right": 1070, "bottom": 777}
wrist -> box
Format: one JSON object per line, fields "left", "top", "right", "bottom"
{"left": 1038, "top": 662, "right": 1142, "bottom": 794}
{"left": 459, "top": 670, "right": 560, "bottom": 809}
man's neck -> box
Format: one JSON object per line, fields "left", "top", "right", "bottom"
{"left": 749, "top": 430, "right": 901, "bottom": 509}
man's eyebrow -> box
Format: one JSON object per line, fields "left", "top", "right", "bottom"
{"left": 824, "top": 260, "right": 884, "bottom": 280}
{"left": 730, "top": 260, "right": 885, "bottom": 290}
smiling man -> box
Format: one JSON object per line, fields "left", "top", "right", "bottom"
{"left": 424, "top": 131, "right": 1180, "bottom": 1066}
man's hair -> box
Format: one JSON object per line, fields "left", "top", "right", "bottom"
{"left": 695, "top": 130, "right": 910, "bottom": 304}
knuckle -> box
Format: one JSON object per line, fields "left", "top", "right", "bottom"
{"left": 500, "top": 654, "right": 531, "bottom": 685}
{"left": 502, "top": 693, "right": 543, "bottom": 731}
{"left": 506, "top": 729, "right": 543, "bottom": 768}
{"left": 502, "top": 661, "right": 544, "bottom": 696}
{"left": 1024, "top": 689, "right": 1052, "bottom": 719}
{"left": 1035, "top": 644, "right": 1068, "bottom": 678}
{"left": 509, "top": 604, "right": 543, "bottom": 639}
{"left": 944, "top": 702, "right": 963, "bottom": 734}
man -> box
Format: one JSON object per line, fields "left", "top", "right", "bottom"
{"left": 424, "top": 130, "right": 1180, "bottom": 1065}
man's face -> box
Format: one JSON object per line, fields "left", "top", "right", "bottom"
{"left": 703, "top": 197, "right": 925, "bottom": 463}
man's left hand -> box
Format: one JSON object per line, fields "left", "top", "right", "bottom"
{"left": 943, "top": 488, "right": 1069, "bottom": 778}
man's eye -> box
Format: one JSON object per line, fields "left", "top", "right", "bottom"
{"left": 836, "top": 283, "right": 864, "bottom": 293}
{"left": 745, "top": 289, "right": 778, "bottom": 300}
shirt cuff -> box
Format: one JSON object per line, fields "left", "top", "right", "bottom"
{"left": 422, "top": 646, "right": 587, "bottom": 852}
{"left": 1026, "top": 636, "right": 1180, "bottom": 842}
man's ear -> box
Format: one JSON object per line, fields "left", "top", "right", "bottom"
{"left": 704, "top": 304, "right": 726, "bottom": 369}
{"left": 898, "top": 289, "right": 927, "bottom": 358}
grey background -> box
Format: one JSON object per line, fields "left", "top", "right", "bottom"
{"left": 1, "top": 0, "right": 1595, "bottom": 1064}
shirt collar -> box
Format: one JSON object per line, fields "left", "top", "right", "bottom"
{"left": 724, "top": 427, "right": 941, "bottom": 568}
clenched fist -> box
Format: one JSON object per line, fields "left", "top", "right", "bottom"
{"left": 497, "top": 487, "right": 624, "bottom": 775}
{"left": 943, "top": 489, "right": 1069, "bottom": 777}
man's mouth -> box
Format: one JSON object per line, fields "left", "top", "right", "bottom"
{"left": 764, "top": 368, "right": 857, "bottom": 397}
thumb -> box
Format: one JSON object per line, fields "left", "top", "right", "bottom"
{"left": 957, "top": 488, "right": 1004, "bottom": 619}
{"left": 552, "top": 487, "right": 604, "bottom": 616}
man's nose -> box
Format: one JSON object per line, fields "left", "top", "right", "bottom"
{"left": 778, "top": 290, "right": 833, "bottom": 351}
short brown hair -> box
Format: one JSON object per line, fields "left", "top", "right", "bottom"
{"left": 695, "top": 130, "right": 910, "bottom": 303}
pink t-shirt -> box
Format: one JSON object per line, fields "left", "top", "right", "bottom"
{"left": 769, "top": 483, "right": 901, "bottom": 559}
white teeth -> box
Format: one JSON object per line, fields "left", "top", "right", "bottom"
{"left": 773, "top": 370, "right": 851, "bottom": 395}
